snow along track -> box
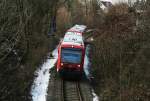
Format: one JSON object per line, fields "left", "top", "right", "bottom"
{"left": 30, "top": 43, "right": 99, "bottom": 101}
{"left": 30, "top": 47, "right": 58, "bottom": 101}
{"left": 84, "top": 44, "right": 99, "bottom": 101}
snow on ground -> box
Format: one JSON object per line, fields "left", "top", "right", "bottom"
{"left": 83, "top": 45, "right": 91, "bottom": 77}
{"left": 84, "top": 45, "right": 99, "bottom": 101}
{"left": 31, "top": 47, "right": 58, "bottom": 101}
{"left": 92, "top": 89, "right": 99, "bottom": 101}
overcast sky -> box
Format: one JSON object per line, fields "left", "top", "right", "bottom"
{"left": 110, "top": 0, "right": 137, "bottom": 4}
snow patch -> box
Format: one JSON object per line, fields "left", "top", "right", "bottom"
{"left": 83, "top": 44, "right": 91, "bottom": 77}
{"left": 83, "top": 45, "right": 99, "bottom": 101}
{"left": 92, "top": 89, "right": 99, "bottom": 101}
{"left": 31, "top": 47, "right": 58, "bottom": 101}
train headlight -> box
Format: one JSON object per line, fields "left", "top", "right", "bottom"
{"left": 61, "top": 63, "right": 63, "bottom": 66}
{"left": 77, "top": 65, "right": 80, "bottom": 67}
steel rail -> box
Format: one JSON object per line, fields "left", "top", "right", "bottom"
{"left": 61, "top": 79, "right": 83, "bottom": 101}
{"left": 61, "top": 79, "right": 65, "bottom": 101}
{"left": 76, "top": 82, "right": 83, "bottom": 101}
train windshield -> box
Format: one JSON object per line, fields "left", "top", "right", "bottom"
{"left": 61, "top": 48, "right": 82, "bottom": 64}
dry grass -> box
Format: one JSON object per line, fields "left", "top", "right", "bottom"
{"left": 56, "top": 6, "right": 71, "bottom": 37}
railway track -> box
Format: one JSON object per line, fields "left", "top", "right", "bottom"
{"left": 47, "top": 73, "right": 92, "bottom": 101}
{"left": 61, "top": 79, "right": 83, "bottom": 101}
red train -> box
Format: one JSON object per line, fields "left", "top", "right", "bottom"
{"left": 57, "top": 25, "right": 87, "bottom": 78}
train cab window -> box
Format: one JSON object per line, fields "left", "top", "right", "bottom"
{"left": 61, "top": 48, "right": 82, "bottom": 64}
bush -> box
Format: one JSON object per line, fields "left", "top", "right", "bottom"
{"left": 92, "top": 3, "right": 150, "bottom": 101}
{"left": 0, "top": 0, "right": 58, "bottom": 101}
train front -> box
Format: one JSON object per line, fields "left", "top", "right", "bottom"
{"left": 57, "top": 31, "right": 85, "bottom": 79}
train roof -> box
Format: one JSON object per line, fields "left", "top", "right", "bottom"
{"left": 68, "top": 25, "right": 87, "bottom": 33}
{"left": 61, "top": 25, "right": 87, "bottom": 47}
{"left": 62, "top": 31, "right": 84, "bottom": 47}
